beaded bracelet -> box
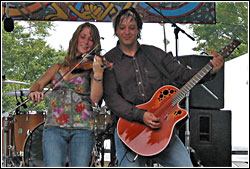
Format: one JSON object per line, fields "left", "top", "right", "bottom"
{"left": 93, "top": 77, "right": 103, "bottom": 82}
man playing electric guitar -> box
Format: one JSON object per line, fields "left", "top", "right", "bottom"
{"left": 103, "top": 7, "right": 226, "bottom": 167}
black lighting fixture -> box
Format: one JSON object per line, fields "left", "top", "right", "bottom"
{"left": 3, "top": 2, "right": 14, "bottom": 32}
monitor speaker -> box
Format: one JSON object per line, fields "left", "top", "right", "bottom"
{"left": 178, "top": 55, "right": 224, "bottom": 109}
{"left": 178, "top": 108, "right": 232, "bottom": 167}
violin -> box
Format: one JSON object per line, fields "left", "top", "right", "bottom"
{"left": 70, "top": 54, "right": 113, "bottom": 74}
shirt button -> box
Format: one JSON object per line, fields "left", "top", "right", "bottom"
{"left": 141, "top": 94, "right": 145, "bottom": 97}
{"left": 138, "top": 82, "right": 142, "bottom": 85}
{"left": 136, "top": 69, "right": 139, "bottom": 72}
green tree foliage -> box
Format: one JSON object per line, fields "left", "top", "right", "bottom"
{"left": 2, "top": 21, "right": 66, "bottom": 113}
{"left": 189, "top": 2, "right": 248, "bottom": 61}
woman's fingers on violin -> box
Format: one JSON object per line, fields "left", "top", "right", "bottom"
{"left": 94, "top": 55, "right": 102, "bottom": 63}
{"left": 93, "top": 56, "right": 97, "bottom": 63}
{"left": 94, "top": 56, "right": 105, "bottom": 69}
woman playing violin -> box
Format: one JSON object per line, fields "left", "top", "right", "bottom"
{"left": 28, "top": 22, "right": 104, "bottom": 167}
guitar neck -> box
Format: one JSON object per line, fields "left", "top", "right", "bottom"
{"left": 173, "top": 62, "right": 213, "bottom": 106}
{"left": 172, "top": 39, "right": 241, "bottom": 106}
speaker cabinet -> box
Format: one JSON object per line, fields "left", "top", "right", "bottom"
{"left": 178, "top": 109, "right": 232, "bottom": 167}
{"left": 178, "top": 55, "right": 224, "bottom": 109}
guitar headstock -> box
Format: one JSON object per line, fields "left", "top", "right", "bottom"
{"left": 220, "top": 39, "right": 241, "bottom": 58}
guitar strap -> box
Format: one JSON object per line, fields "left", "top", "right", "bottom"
{"left": 141, "top": 45, "right": 175, "bottom": 85}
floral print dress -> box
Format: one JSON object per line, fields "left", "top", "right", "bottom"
{"left": 44, "top": 70, "right": 95, "bottom": 130}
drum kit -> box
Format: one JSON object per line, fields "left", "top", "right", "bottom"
{"left": 91, "top": 104, "right": 116, "bottom": 167}
{"left": 2, "top": 79, "right": 116, "bottom": 167}
{"left": 2, "top": 79, "right": 44, "bottom": 167}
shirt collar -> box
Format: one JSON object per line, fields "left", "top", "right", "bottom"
{"left": 115, "top": 40, "right": 142, "bottom": 59}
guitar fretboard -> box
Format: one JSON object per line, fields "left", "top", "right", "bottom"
{"left": 172, "top": 62, "right": 213, "bottom": 106}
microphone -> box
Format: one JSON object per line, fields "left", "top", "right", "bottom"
{"left": 4, "top": 2, "right": 14, "bottom": 32}
{"left": 4, "top": 17, "right": 14, "bottom": 32}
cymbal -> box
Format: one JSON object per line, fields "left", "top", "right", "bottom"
{"left": 3, "top": 79, "right": 29, "bottom": 85}
{"left": 4, "top": 88, "right": 51, "bottom": 97}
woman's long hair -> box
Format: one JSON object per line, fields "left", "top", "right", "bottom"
{"left": 62, "top": 22, "right": 101, "bottom": 67}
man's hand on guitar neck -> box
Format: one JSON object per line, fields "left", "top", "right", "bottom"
{"left": 210, "top": 50, "right": 224, "bottom": 74}
{"left": 143, "top": 111, "right": 161, "bottom": 129}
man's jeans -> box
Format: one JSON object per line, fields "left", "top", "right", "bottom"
{"left": 114, "top": 127, "right": 193, "bottom": 167}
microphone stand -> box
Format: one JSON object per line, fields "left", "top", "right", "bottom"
{"left": 160, "top": 21, "right": 168, "bottom": 52}
{"left": 145, "top": 4, "right": 219, "bottom": 99}
{"left": 145, "top": 3, "right": 195, "bottom": 59}
{"left": 184, "top": 91, "right": 191, "bottom": 155}
{"left": 145, "top": 3, "right": 219, "bottom": 100}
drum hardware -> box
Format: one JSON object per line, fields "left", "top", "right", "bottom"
{"left": 27, "top": 129, "right": 32, "bottom": 136}
{"left": 90, "top": 139, "right": 103, "bottom": 167}
{"left": 2, "top": 115, "right": 21, "bottom": 167}
{"left": 92, "top": 102, "right": 101, "bottom": 112}
{"left": 2, "top": 79, "right": 29, "bottom": 85}
{"left": 4, "top": 89, "right": 30, "bottom": 97}
{"left": 8, "top": 145, "right": 15, "bottom": 152}
{"left": 17, "top": 128, "right": 23, "bottom": 134}
{"left": 16, "top": 151, "right": 24, "bottom": 157}
{"left": 2, "top": 155, "right": 17, "bottom": 167}
{"left": 91, "top": 103, "right": 105, "bottom": 166}
{"left": 3, "top": 117, "right": 10, "bottom": 167}
{"left": 2, "top": 75, "right": 29, "bottom": 85}
{"left": 92, "top": 104, "right": 113, "bottom": 136}
{"left": 91, "top": 104, "right": 116, "bottom": 166}
{"left": 4, "top": 88, "right": 50, "bottom": 97}
{"left": 4, "top": 88, "right": 51, "bottom": 117}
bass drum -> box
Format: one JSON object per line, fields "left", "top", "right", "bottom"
{"left": 22, "top": 122, "right": 44, "bottom": 167}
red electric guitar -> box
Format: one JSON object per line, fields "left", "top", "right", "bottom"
{"left": 117, "top": 40, "right": 241, "bottom": 156}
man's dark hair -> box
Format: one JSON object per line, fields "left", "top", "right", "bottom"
{"left": 112, "top": 7, "right": 143, "bottom": 39}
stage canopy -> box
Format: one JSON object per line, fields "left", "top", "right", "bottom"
{"left": 2, "top": 2, "right": 216, "bottom": 24}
